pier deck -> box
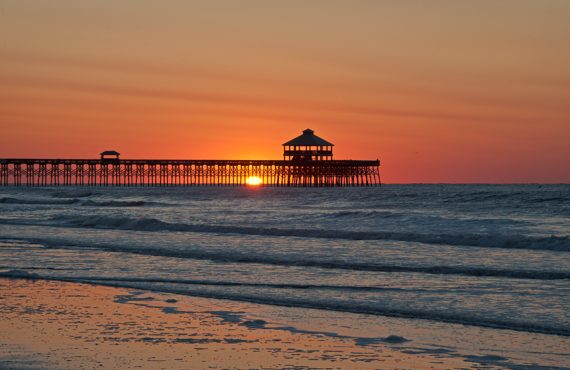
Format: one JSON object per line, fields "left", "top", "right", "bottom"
{"left": 0, "top": 159, "right": 381, "bottom": 187}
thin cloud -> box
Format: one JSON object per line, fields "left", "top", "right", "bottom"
{"left": 3, "top": 50, "right": 567, "bottom": 116}
{"left": 0, "top": 74, "right": 541, "bottom": 124}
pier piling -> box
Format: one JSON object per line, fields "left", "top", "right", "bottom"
{"left": 0, "top": 159, "right": 380, "bottom": 187}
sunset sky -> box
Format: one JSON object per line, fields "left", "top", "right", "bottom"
{"left": 1, "top": 1, "right": 569, "bottom": 183}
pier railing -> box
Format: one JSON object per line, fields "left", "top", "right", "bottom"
{"left": 0, "top": 159, "right": 381, "bottom": 187}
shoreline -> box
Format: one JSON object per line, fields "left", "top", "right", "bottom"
{"left": 1, "top": 278, "right": 487, "bottom": 369}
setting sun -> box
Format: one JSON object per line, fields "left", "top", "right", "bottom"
{"left": 245, "top": 176, "right": 263, "bottom": 186}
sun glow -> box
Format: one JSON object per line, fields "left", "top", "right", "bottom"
{"left": 246, "top": 176, "right": 263, "bottom": 186}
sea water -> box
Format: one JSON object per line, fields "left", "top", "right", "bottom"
{"left": 1, "top": 185, "right": 569, "bottom": 367}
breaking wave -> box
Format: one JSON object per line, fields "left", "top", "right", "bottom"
{"left": 0, "top": 197, "right": 80, "bottom": 205}
{"left": 316, "top": 209, "right": 405, "bottom": 220}
{"left": 0, "top": 269, "right": 568, "bottom": 337}
{"left": 0, "top": 197, "right": 156, "bottom": 207}
{"left": 439, "top": 189, "right": 569, "bottom": 203}
{"left": 0, "top": 273, "right": 412, "bottom": 291}
{"left": 45, "top": 215, "right": 570, "bottom": 252}
{"left": 4, "top": 235, "right": 567, "bottom": 280}
{"left": 50, "top": 190, "right": 97, "bottom": 198}
{"left": 80, "top": 200, "right": 149, "bottom": 207}
{"left": 64, "top": 247, "right": 570, "bottom": 280}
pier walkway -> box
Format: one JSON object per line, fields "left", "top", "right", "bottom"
{"left": 0, "top": 158, "right": 381, "bottom": 187}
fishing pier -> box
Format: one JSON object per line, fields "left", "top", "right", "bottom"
{"left": 0, "top": 129, "right": 381, "bottom": 187}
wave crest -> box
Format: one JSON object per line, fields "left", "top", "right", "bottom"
{"left": 1, "top": 271, "right": 567, "bottom": 336}
{"left": 0, "top": 197, "right": 151, "bottom": 207}
{"left": 48, "top": 215, "right": 570, "bottom": 252}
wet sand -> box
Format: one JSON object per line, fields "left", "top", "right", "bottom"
{"left": 0, "top": 278, "right": 481, "bottom": 369}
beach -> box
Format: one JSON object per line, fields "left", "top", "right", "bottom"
{"left": 0, "top": 278, "right": 483, "bottom": 369}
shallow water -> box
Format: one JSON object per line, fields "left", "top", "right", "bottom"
{"left": 1, "top": 184, "right": 569, "bottom": 367}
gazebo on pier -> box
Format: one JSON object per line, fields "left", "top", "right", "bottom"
{"left": 283, "top": 129, "right": 334, "bottom": 162}
{"left": 100, "top": 150, "right": 120, "bottom": 163}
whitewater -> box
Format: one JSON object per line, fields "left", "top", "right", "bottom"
{"left": 1, "top": 184, "right": 569, "bottom": 364}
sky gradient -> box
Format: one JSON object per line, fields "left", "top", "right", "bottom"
{"left": 1, "top": 0, "right": 569, "bottom": 183}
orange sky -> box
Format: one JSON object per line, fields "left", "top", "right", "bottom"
{"left": 1, "top": 1, "right": 569, "bottom": 183}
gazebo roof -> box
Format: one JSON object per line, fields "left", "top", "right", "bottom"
{"left": 282, "top": 129, "right": 334, "bottom": 147}
{"left": 100, "top": 150, "right": 120, "bottom": 156}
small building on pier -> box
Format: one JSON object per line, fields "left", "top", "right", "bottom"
{"left": 283, "top": 129, "right": 334, "bottom": 162}
{"left": 100, "top": 150, "right": 120, "bottom": 163}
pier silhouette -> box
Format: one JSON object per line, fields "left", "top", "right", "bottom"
{"left": 0, "top": 129, "right": 380, "bottom": 187}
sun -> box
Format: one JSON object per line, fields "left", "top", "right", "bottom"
{"left": 245, "top": 176, "right": 263, "bottom": 186}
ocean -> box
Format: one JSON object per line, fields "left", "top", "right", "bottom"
{"left": 1, "top": 184, "right": 569, "bottom": 367}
